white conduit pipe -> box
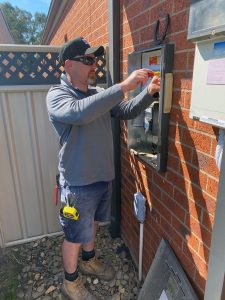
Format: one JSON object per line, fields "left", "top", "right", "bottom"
{"left": 215, "top": 128, "right": 225, "bottom": 170}
{"left": 134, "top": 192, "right": 146, "bottom": 282}
{"left": 139, "top": 222, "right": 144, "bottom": 281}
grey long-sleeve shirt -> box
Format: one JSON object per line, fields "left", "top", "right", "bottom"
{"left": 46, "top": 74, "right": 155, "bottom": 186}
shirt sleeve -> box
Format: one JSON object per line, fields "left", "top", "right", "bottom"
{"left": 110, "top": 87, "right": 156, "bottom": 120}
{"left": 46, "top": 84, "right": 124, "bottom": 125}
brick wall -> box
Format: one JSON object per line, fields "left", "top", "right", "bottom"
{"left": 49, "top": 0, "right": 109, "bottom": 47}
{"left": 120, "top": 0, "right": 218, "bottom": 298}
{"left": 47, "top": 0, "right": 219, "bottom": 298}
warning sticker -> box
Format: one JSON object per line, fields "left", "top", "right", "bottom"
{"left": 149, "top": 56, "right": 158, "bottom": 65}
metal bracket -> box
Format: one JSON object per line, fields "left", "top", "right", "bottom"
{"left": 154, "top": 14, "right": 170, "bottom": 45}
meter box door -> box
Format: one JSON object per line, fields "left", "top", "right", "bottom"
{"left": 127, "top": 44, "right": 174, "bottom": 172}
{"left": 190, "top": 38, "right": 225, "bottom": 128}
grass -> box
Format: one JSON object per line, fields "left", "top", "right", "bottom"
{"left": 0, "top": 248, "right": 23, "bottom": 300}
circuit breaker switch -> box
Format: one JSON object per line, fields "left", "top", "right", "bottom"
{"left": 147, "top": 70, "right": 161, "bottom": 78}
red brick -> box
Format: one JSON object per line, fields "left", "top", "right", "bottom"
{"left": 195, "top": 272, "right": 206, "bottom": 297}
{"left": 169, "top": 31, "right": 194, "bottom": 51}
{"left": 172, "top": 90, "right": 185, "bottom": 107}
{"left": 180, "top": 162, "right": 207, "bottom": 190}
{"left": 189, "top": 185, "right": 216, "bottom": 214}
{"left": 194, "top": 122, "right": 216, "bottom": 135}
{"left": 174, "top": 51, "right": 188, "bottom": 70}
{"left": 150, "top": 1, "right": 173, "bottom": 20}
{"left": 184, "top": 90, "right": 192, "bottom": 109}
{"left": 193, "top": 254, "right": 208, "bottom": 279}
{"left": 173, "top": 0, "right": 191, "bottom": 13}
{"left": 166, "top": 169, "right": 189, "bottom": 194}
{"left": 168, "top": 140, "right": 192, "bottom": 163}
{"left": 187, "top": 199, "right": 202, "bottom": 221}
{"left": 172, "top": 216, "right": 190, "bottom": 237}
{"left": 173, "top": 71, "right": 193, "bottom": 90}
{"left": 187, "top": 215, "right": 212, "bottom": 248}
{"left": 167, "top": 153, "right": 180, "bottom": 172}
{"left": 202, "top": 211, "right": 214, "bottom": 232}
{"left": 211, "top": 136, "right": 218, "bottom": 156}
{"left": 206, "top": 177, "right": 219, "bottom": 198}
{"left": 170, "top": 11, "right": 188, "bottom": 33}
{"left": 153, "top": 198, "right": 172, "bottom": 223}
{"left": 184, "top": 233, "right": 200, "bottom": 253}
{"left": 153, "top": 173, "right": 174, "bottom": 197}
{"left": 125, "top": 0, "right": 142, "bottom": 20}
{"left": 149, "top": 182, "right": 162, "bottom": 201}
{"left": 198, "top": 242, "right": 210, "bottom": 264}
{"left": 160, "top": 217, "right": 177, "bottom": 239}
{"left": 187, "top": 50, "right": 195, "bottom": 70}
{"left": 131, "top": 11, "right": 150, "bottom": 30}
{"left": 168, "top": 123, "right": 182, "bottom": 142}
{"left": 174, "top": 187, "right": 189, "bottom": 209}
{"left": 140, "top": 24, "right": 155, "bottom": 43}
{"left": 143, "top": 0, "right": 159, "bottom": 7}
{"left": 192, "top": 151, "right": 219, "bottom": 178}
{"left": 186, "top": 215, "right": 201, "bottom": 238}
{"left": 170, "top": 107, "right": 195, "bottom": 128}
{"left": 182, "top": 128, "right": 212, "bottom": 153}
{"left": 161, "top": 192, "right": 186, "bottom": 222}
{"left": 174, "top": 247, "right": 197, "bottom": 279}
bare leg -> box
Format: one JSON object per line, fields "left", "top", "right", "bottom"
{"left": 62, "top": 240, "right": 81, "bottom": 273}
{"left": 82, "top": 221, "right": 98, "bottom": 252}
{"left": 62, "top": 222, "right": 98, "bottom": 273}
{"left": 79, "top": 221, "right": 115, "bottom": 281}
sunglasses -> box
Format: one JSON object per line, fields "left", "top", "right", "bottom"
{"left": 72, "top": 56, "right": 97, "bottom": 65}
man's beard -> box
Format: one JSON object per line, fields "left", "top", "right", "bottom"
{"left": 87, "top": 71, "right": 97, "bottom": 86}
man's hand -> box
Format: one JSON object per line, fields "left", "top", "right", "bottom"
{"left": 147, "top": 76, "right": 160, "bottom": 96}
{"left": 119, "top": 69, "right": 160, "bottom": 96}
{"left": 119, "top": 69, "right": 150, "bottom": 93}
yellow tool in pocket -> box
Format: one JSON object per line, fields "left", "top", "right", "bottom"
{"left": 61, "top": 206, "right": 79, "bottom": 221}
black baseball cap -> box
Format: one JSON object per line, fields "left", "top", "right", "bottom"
{"left": 59, "top": 36, "right": 104, "bottom": 64}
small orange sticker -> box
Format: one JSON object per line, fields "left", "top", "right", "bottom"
{"left": 149, "top": 56, "right": 158, "bottom": 65}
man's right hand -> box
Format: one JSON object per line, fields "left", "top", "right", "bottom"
{"left": 119, "top": 69, "right": 150, "bottom": 93}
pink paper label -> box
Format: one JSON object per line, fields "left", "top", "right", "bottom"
{"left": 207, "top": 58, "right": 225, "bottom": 85}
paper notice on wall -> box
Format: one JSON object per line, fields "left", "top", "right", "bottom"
{"left": 159, "top": 290, "right": 169, "bottom": 300}
{"left": 207, "top": 58, "right": 225, "bottom": 84}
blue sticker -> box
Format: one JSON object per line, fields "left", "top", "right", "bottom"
{"left": 213, "top": 41, "right": 225, "bottom": 56}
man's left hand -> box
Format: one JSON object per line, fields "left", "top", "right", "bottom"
{"left": 147, "top": 76, "right": 160, "bottom": 96}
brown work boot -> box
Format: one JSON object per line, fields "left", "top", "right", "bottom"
{"left": 79, "top": 256, "right": 115, "bottom": 281}
{"left": 61, "top": 277, "right": 97, "bottom": 300}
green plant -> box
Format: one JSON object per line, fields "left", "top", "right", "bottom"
{"left": 0, "top": 249, "right": 22, "bottom": 300}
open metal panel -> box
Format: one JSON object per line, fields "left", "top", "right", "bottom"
{"left": 138, "top": 239, "right": 198, "bottom": 300}
{"left": 127, "top": 44, "right": 174, "bottom": 172}
{"left": 187, "top": 0, "right": 225, "bottom": 42}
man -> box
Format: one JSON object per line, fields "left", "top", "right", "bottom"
{"left": 46, "top": 36, "right": 160, "bottom": 300}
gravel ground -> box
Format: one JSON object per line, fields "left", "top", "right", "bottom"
{"left": 0, "top": 225, "right": 142, "bottom": 300}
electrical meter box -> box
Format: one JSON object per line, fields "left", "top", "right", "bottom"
{"left": 187, "top": 0, "right": 225, "bottom": 128}
{"left": 127, "top": 44, "right": 174, "bottom": 172}
{"left": 190, "top": 38, "right": 225, "bottom": 128}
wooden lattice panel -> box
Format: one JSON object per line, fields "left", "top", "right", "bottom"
{"left": 0, "top": 50, "right": 107, "bottom": 86}
{"left": 0, "top": 51, "right": 63, "bottom": 85}
{"left": 96, "top": 56, "right": 106, "bottom": 84}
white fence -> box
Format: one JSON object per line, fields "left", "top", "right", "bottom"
{"left": 0, "top": 45, "right": 62, "bottom": 247}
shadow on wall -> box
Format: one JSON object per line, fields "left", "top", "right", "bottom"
{"left": 120, "top": 1, "right": 219, "bottom": 299}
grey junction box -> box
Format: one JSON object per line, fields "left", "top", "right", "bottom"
{"left": 190, "top": 37, "right": 225, "bottom": 128}
{"left": 188, "top": 0, "right": 225, "bottom": 128}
